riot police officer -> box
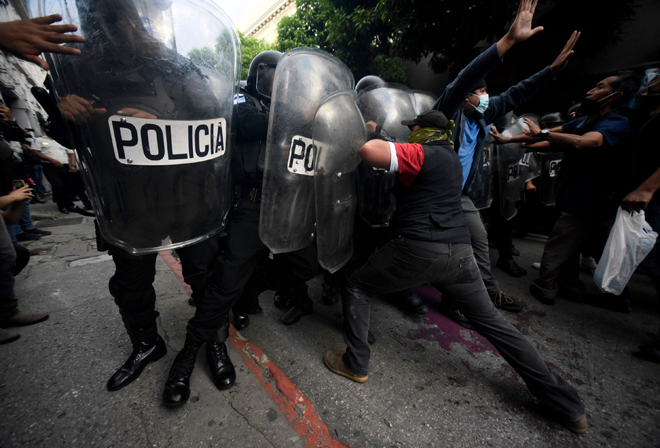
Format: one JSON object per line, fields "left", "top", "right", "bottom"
{"left": 163, "top": 51, "right": 319, "bottom": 406}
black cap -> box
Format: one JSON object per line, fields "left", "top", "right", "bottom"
{"left": 401, "top": 110, "right": 449, "bottom": 129}
{"left": 471, "top": 79, "right": 487, "bottom": 92}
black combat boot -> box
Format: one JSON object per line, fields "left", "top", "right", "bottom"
{"left": 107, "top": 309, "right": 167, "bottom": 392}
{"left": 206, "top": 325, "right": 236, "bottom": 390}
{"left": 163, "top": 335, "right": 203, "bottom": 407}
{"left": 397, "top": 290, "right": 430, "bottom": 315}
{"left": 273, "top": 288, "right": 294, "bottom": 309}
{"left": 232, "top": 302, "right": 250, "bottom": 331}
{"left": 321, "top": 281, "right": 340, "bottom": 306}
{"left": 281, "top": 284, "right": 313, "bottom": 325}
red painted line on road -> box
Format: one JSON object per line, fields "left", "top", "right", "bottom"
{"left": 160, "top": 250, "right": 349, "bottom": 448}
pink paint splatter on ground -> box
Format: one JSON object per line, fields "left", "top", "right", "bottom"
{"left": 411, "top": 285, "right": 497, "bottom": 357}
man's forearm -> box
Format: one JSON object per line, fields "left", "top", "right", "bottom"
{"left": 524, "top": 141, "right": 552, "bottom": 152}
{"left": 546, "top": 132, "right": 599, "bottom": 150}
{"left": 636, "top": 167, "right": 660, "bottom": 196}
{"left": 1, "top": 202, "right": 24, "bottom": 225}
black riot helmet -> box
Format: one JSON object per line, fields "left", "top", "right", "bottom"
{"left": 540, "top": 112, "right": 565, "bottom": 129}
{"left": 355, "top": 75, "right": 385, "bottom": 94}
{"left": 247, "top": 50, "right": 282, "bottom": 100}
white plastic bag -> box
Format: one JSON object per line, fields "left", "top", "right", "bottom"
{"left": 594, "top": 207, "right": 658, "bottom": 295}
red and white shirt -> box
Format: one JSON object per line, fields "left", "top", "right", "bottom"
{"left": 388, "top": 142, "right": 425, "bottom": 186}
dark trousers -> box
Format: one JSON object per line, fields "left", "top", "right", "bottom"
{"left": 109, "top": 235, "right": 220, "bottom": 341}
{"left": 534, "top": 211, "right": 612, "bottom": 295}
{"left": 462, "top": 196, "right": 499, "bottom": 296}
{"left": 0, "top": 218, "right": 19, "bottom": 321}
{"left": 344, "top": 237, "right": 584, "bottom": 421}
{"left": 200, "top": 198, "right": 318, "bottom": 341}
{"left": 638, "top": 204, "right": 660, "bottom": 314}
{"left": 41, "top": 164, "right": 91, "bottom": 209}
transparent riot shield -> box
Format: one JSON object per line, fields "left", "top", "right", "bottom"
{"left": 31, "top": 0, "right": 239, "bottom": 254}
{"left": 314, "top": 90, "right": 366, "bottom": 273}
{"left": 469, "top": 134, "right": 494, "bottom": 210}
{"left": 355, "top": 84, "right": 416, "bottom": 226}
{"left": 411, "top": 90, "right": 438, "bottom": 115}
{"left": 539, "top": 153, "right": 564, "bottom": 206}
{"left": 259, "top": 48, "right": 354, "bottom": 253}
{"left": 356, "top": 83, "right": 415, "bottom": 143}
{"left": 496, "top": 121, "right": 527, "bottom": 220}
{"left": 516, "top": 115, "right": 541, "bottom": 181}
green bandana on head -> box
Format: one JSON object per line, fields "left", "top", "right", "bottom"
{"left": 407, "top": 120, "right": 455, "bottom": 148}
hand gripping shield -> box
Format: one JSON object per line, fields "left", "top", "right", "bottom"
{"left": 313, "top": 90, "right": 366, "bottom": 273}
{"left": 411, "top": 90, "right": 438, "bottom": 115}
{"left": 355, "top": 84, "right": 416, "bottom": 227}
{"left": 496, "top": 121, "right": 527, "bottom": 220}
{"left": 259, "top": 48, "right": 354, "bottom": 253}
{"left": 32, "top": 0, "right": 239, "bottom": 254}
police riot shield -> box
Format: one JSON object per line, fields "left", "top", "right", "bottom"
{"left": 30, "top": 0, "right": 239, "bottom": 254}
{"left": 411, "top": 90, "right": 438, "bottom": 115}
{"left": 313, "top": 90, "right": 366, "bottom": 273}
{"left": 517, "top": 115, "right": 541, "bottom": 181}
{"left": 355, "top": 84, "right": 416, "bottom": 227}
{"left": 259, "top": 48, "right": 354, "bottom": 253}
{"left": 536, "top": 112, "right": 565, "bottom": 206}
{"left": 539, "top": 153, "right": 563, "bottom": 206}
{"left": 469, "top": 133, "right": 494, "bottom": 210}
{"left": 496, "top": 121, "right": 527, "bottom": 220}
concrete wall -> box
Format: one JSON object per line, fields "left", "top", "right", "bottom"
{"left": 237, "top": 0, "right": 296, "bottom": 44}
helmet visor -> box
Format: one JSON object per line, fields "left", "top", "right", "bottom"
{"left": 256, "top": 63, "right": 277, "bottom": 99}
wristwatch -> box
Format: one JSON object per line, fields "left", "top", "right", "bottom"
{"left": 539, "top": 128, "right": 551, "bottom": 141}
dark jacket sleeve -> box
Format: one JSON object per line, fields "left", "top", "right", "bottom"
{"left": 433, "top": 44, "right": 503, "bottom": 118}
{"left": 0, "top": 120, "right": 26, "bottom": 142}
{"left": 484, "top": 66, "right": 555, "bottom": 123}
{"left": 237, "top": 98, "right": 268, "bottom": 142}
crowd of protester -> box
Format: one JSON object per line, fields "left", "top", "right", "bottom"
{"left": 1, "top": 1, "right": 659, "bottom": 437}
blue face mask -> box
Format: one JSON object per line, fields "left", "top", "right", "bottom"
{"left": 469, "top": 93, "right": 489, "bottom": 114}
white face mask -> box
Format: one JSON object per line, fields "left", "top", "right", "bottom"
{"left": 468, "top": 93, "right": 489, "bottom": 114}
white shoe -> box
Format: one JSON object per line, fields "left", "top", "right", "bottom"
{"left": 532, "top": 262, "right": 541, "bottom": 270}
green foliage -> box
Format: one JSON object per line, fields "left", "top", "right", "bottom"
{"left": 276, "top": 0, "right": 407, "bottom": 83}
{"left": 239, "top": 32, "right": 275, "bottom": 80}
{"left": 187, "top": 31, "right": 274, "bottom": 80}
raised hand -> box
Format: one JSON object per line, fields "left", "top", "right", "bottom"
{"left": 497, "top": 0, "right": 543, "bottom": 56}
{"left": 0, "top": 14, "right": 85, "bottom": 70}
{"left": 507, "top": 0, "right": 544, "bottom": 43}
{"left": 550, "top": 31, "right": 581, "bottom": 72}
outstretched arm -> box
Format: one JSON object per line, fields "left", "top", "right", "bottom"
{"left": 0, "top": 14, "right": 85, "bottom": 70}
{"left": 435, "top": 0, "right": 544, "bottom": 116}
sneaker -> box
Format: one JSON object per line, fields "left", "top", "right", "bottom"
{"left": 496, "top": 259, "right": 527, "bottom": 278}
{"left": 580, "top": 255, "right": 597, "bottom": 271}
{"left": 24, "top": 228, "right": 52, "bottom": 236}
{"left": 532, "top": 262, "right": 541, "bottom": 271}
{"left": 324, "top": 351, "right": 368, "bottom": 383}
{"left": 490, "top": 290, "right": 524, "bottom": 312}
{"left": 530, "top": 283, "right": 556, "bottom": 306}
{"left": 16, "top": 232, "right": 41, "bottom": 242}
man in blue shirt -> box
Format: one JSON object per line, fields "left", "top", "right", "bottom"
{"left": 433, "top": 3, "right": 580, "bottom": 317}
{"left": 493, "top": 72, "right": 639, "bottom": 305}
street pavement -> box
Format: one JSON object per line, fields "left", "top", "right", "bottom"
{"left": 1, "top": 200, "right": 659, "bottom": 448}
